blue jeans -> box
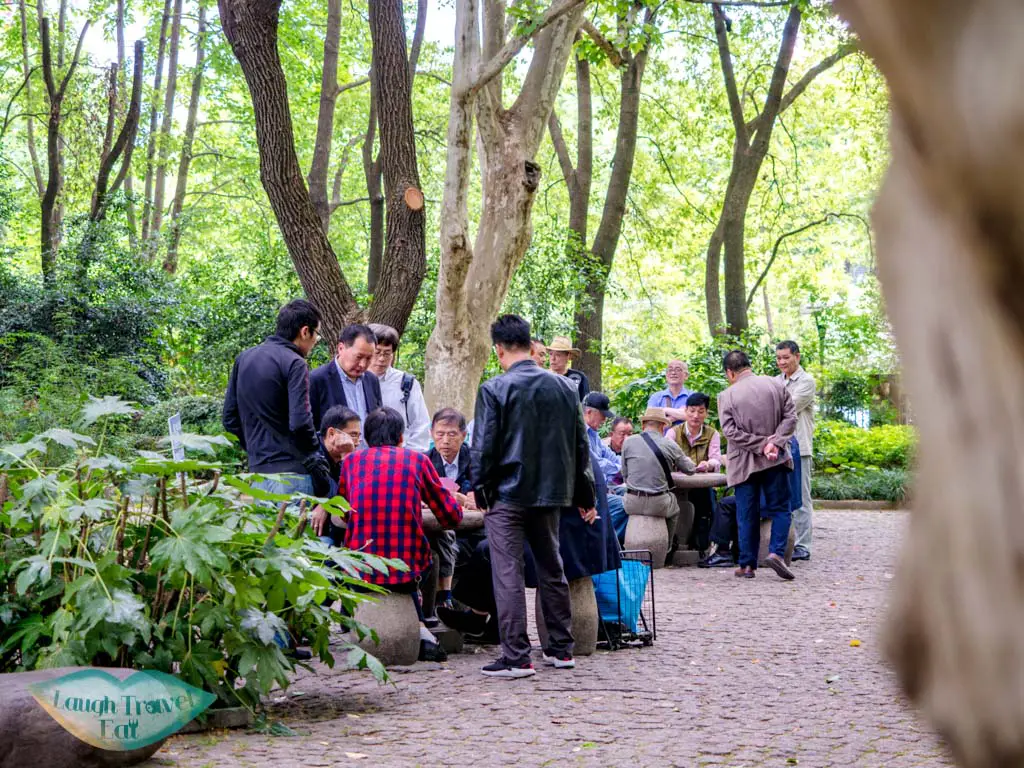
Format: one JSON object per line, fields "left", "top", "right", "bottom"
{"left": 607, "top": 493, "right": 628, "bottom": 545}
{"left": 735, "top": 465, "right": 792, "bottom": 568}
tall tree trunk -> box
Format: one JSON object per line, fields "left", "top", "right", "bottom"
{"left": 834, "top": 4, "right": 1024, "bottom": 767}
{"left": 308, "top": 0, "right": 342, "bottom": 234}
{"left": 705, "top": 4, "right": 850, "bottom": 336}
{"left": 365, "top": 0, "right": 425, "bottom": 333}
{"left": 362, "top": 82, "right": 385, "bottom": 294}
{"left": 38, "top": 18, "right": 88, "bottom": 285}
{"left": 424, "top": 0, "right": 587, "bottom": 418}
{"left": 705, "top": 219, "right": 725, "bottom": 334}
{"left": 577, "top": 39, "right": 649, "bottom": 390}
{"left": 80, "top": 40, "right": 145, "bottom": 271}
{"left": 149, "top": 0, "right": 184, "bottom": 252}
{"left": 164, "top": 1, "right": 208, "bottom": 273}
{"left": 116, "top": 0, "right": 138, "bottom": 243}
{"left": 217, "top": 0, "right": 361, "bottom": 343}
{"left": 141, "top": 0, "right": 173, "bottom": 245}
{"left": 366, "top": 0, "right": 426, "bottom": 294}
{"left": 18, "top": 0, "right": 44, "bottom": 197}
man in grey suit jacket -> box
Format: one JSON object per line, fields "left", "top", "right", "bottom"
{"left": 775, "top": 340, "right": 816, "bottom": 561}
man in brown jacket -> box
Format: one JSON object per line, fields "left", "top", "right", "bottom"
{"left": 717, "top": 350, "right": 798, "bottom": 580}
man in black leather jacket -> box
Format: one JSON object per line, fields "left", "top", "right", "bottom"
{"left": 223, "top": 300, "right": 332, "bottom": 499}
{"left": 471, "top": 314, "right": 596, "bottom": 679}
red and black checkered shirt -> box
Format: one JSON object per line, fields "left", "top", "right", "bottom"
{"left": 338, "top": 446, "right": 463, "bottom": 586}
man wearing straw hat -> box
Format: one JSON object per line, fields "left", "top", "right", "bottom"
{"left": 620, "top": 407, "right": 696, "bottom": 560}
{"left": 545, "top": 335, "right": 590, "bottom": 400}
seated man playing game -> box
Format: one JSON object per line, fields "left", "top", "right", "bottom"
{"left": 425, "top": 407, "right": 478, "bottom": 618}
{"left": 338, "top": 407, "right": 463, "bottom": 661}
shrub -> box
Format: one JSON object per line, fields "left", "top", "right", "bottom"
{"left": 814, "top": 419, "right": 916, "bottom": 472}
{"left": 812, "top": 468, "right": 910, "bottom": 503}
{"left": 0, "top": 397, "right": 398, "bottom": 713}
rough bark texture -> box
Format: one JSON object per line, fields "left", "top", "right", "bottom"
{"left": 362, "top": 88, "right": 385, "bottom": 293}
{"left": 149, "top": 0, "right": 185, "bottom": 248}
{"left": 308, "top": 0, "right": 343, "bottom": 234}
{"left": 835, "top": 3, "right": 1024, "bottom": 766}
{"left": 165, "top": 2, "right": 208, "bottom": 273}
{"left": 142, "top": 0, "right": 173, "bottom": 245}
{"left": 424, "top": 0, "right": 587, "bottom": 418}
{"left": 365, "top": 0, "right": 426, "bottom": 333}
{"left": 217, "top": 0, "right": 361, "bottom": 343}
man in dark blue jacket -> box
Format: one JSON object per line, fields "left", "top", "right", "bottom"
{"left": 309, "top": 324, "right": 383, "bottom": 434}
{"left": 223, "top": 299, "right": 331, "bottom": 498}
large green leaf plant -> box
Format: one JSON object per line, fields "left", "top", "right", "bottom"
{"left": 0, "top": 397, "right": 403, "bottom": 714}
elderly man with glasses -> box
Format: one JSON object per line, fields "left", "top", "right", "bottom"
{"left": 647, "top": 360, "right": 694, "bottom": 426}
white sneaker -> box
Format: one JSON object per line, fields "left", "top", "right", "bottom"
{"left": 542, "top": 652, "right": 576, "bottom": 669}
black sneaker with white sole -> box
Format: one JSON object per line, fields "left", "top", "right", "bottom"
{"left": 481, "top": 657, "right": 535, "bottom": 678}
{"left": 542, "top": 651, "right": 576, "bottom": 669}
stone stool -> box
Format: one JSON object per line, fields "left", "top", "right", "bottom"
{"left": 623, "top": 492, "right": 678, "bottom": 569}
{"left": 0, "top": 667, "right": 168, "bottom": 768}
{"left": 757, "top": 520, "right": 796, "bottom": 567}
{"left": 353, "top": 591, "right": 421, "bottom": 666}
{"left": 536, "top": 577, "right": 599, "bottom": 656}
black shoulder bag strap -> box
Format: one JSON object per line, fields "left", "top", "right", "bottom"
{"left": 400, "top": 372, "right": 415, "bottom": 421}
{"left": 641, "top": 432, "right": 675, "bottom": 489}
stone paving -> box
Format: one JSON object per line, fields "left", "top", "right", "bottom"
{"left": 149, "top": 510, "right": 954, "bottom": 768}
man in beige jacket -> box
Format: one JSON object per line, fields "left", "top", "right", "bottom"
{"left": 718, "top": 350, "right": 797, "bottom": 580}
{"left": 775, "top": 340, "right": 816, "bottom": 561}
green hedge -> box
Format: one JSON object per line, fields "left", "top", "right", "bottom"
{"left": 814, "top": 419, "right": 915, "bottom": 472}
{"left": 812, "top": 468, "right": 909, "bottom": 503}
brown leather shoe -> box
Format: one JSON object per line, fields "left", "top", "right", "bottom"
{"left": 765, "top": 553, "right": 795, "bottom": 581}
{"left": 734, "top": 566, "right": 755, "bottom": 579}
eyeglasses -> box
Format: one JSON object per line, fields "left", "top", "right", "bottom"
{"left": 373, "top": 348, "right": 395, "bottom": 359}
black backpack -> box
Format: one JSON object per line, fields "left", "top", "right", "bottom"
{"left": 400, "top": 372, "right": 415, "bottom": 421}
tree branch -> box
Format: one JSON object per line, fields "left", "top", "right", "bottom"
{"left": 57, "top": 21, "right": 90, "bottom": 98}
{"left": 464, "top": 0, "right": 588, "bottom": 99}
{"left": 330, "top": 196, "right": 370, "bottom": 211}
{"left": 408, "top": 0, "right": 428, "bottom": 80}
{"left": 336, "top": 76, "right": 370, "bottom": 96}
{"left": 712, "top": 4, "right": 748, "bottom": 147}
{"left": 750, "top": 3, "right": 801, "bottom": 151}
{"left": 744, "top": 212, "right": 869, "bottom": 308}
{"left": 778, "top": 43, "right": 856, "bottom": 117}
{"left": 687, "top": 0, "right": 790, "bottom": 5}
{"left": 581, "top": 20, "right": 624, "bottom": 68}
{"left": 0, "top": 66, "right": 35, "bottom": 145}
{"left": 548, "top": 109, "right": 575, "bottom": 185}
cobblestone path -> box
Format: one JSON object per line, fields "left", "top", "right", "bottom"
{"left": 149, "top": 510, "right": 953, "bottom": 768}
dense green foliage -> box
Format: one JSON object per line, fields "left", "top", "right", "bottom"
{"left": 812, "top": 468, "right": 909, "bottom": 503}
{"left": 0, "top": 398, "right": 399, "bottom": 708}
{"left": 813, "top": 420, "right": 915, "bottom": 472}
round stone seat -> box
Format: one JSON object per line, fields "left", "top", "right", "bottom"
{"left": 0, "top": 667, "right": 168, "bottom": 768}
{"left": 536, "top": 576, "right": 599, "bottom": 656}
{"left": 623, "top": 492, "right": 678, "bottom": 569}
{"left": 353, "top": 591, "right": 421, "bottom": 667}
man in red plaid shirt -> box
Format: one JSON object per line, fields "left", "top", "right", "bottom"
{"left": 338, "top": 407, "right": 463, "bottom": 660}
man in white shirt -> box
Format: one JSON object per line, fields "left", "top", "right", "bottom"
{"left": 775, "top": 340, "right": 816, "bottom": 561}
{"left": 367, "top": 324, "right": 431, "bottom": 453}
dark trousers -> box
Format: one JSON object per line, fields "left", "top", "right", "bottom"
{"left": 452, "top": 539, "right": 499, "bottom": 616}
{"left": 710, "top": 495, "right": 739, "bottom": 557}
{"left": 485, "top": 502, "right": 573, "bottom": 663}
{"left": 735, "top": 465, "right": 792, "bottom": 568}
{"left": 686, "top": 488, "right": 717, "bottom": 552}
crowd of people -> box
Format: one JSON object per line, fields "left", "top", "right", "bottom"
{"left": 223, "top": 299, "right": 817, "bottom": 678}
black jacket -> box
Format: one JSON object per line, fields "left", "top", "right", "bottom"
{"left": 565, "top": 368, "right": 590, "bottom": 400}
{"left": 427, "top": 444, "right": 473, "bottom": 494}
{"left": 223, "top": 336, "right": 319, "bottom": 474}
{"left": 308, "top": 362, "right": 382, "bottom": 432}
{"left": 472, "top": 359, "right": 595, "bottom": 510}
